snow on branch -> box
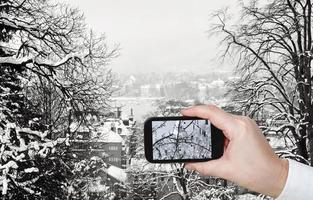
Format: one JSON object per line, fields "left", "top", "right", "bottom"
{"left": 0, "top": 0, "right": 26, "bottom": 9}
{"left": 0, "top": 14, "right": 38, "bottom": 31}
{"left": 0, "top": 52, "right": 88, "bottom": 67}
{"left": 0, "top": 56, "right": 32, "bottom": 65}
{"left": 276, "top": 149, "right": 310, "bottom": 165}
{"left": 106, "top": 165, "right": 126, "bottom": 183}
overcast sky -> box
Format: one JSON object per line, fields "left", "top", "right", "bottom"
{"left": 62, "top": 0, "right": 238, "bottom": 75}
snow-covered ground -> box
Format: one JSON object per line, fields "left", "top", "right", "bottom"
{"left": 237, "top": 194, "right": 272, "bottom": 200}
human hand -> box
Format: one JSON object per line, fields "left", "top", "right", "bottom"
{"left": 181, "top": 105, "right": 288, "bottom": 198}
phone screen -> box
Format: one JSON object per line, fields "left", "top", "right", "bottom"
{"left": 152, "top": 119, "right": 212, "bottom": 160}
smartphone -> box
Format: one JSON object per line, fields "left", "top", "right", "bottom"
{"left": 144, "top": 116, "right": 224, "bottom": 163}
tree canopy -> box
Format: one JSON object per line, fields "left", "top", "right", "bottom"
{"left": 213, "top": 0, "right": 313, "bottom": 164}
{"left": 0, "top": 0, "right": 117, "bottom": 198}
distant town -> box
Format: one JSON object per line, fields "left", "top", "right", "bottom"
{"left": 112, "top": 71, "right": 236, "bottom": 121}
{"left": 114, "top": 71, "right": 233, "bottom": 100}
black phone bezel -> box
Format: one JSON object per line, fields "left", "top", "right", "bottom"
{"left": 144, "top": 116, "right": 224, "bottom": 163}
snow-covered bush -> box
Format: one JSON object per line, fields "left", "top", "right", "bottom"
{"left": 67, "top": 156, "right": 112, "bottom": 199}
{"left": 192, "top": 187, "right": 236, "bottom": 200}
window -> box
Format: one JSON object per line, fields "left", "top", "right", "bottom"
{"left": 108, "top": 157, "right": 120, "bottom": 162}
{"left": 109, "top": 145, "right": 118, "bottom": 151}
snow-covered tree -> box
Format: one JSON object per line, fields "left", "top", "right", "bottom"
{"left": 213, "top": 0, "right": 313, "bottom": 164}
{"left": 193, "top": 186, "right": 236, "bottom": 200}
{"left": 1, "top": 0, "right": 117, "bottom": 128}
{"left": 0, "top": 0, "right": 117, "bottom": 198}
{"left": 66, "top": 156, "right": 115, "bottom": 200}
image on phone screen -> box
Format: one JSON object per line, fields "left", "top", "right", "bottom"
{"left": 152, "top": 119, "right": 212, "bottom": 160}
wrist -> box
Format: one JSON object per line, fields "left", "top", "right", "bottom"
{"left": 271, "top": 158, "right": 289, "bottom": 198}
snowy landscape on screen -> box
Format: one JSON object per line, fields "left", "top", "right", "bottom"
{"left": 152, "top": 120, "right": 212, "bottom": 160}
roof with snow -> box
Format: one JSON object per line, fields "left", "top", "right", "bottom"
{"left": 98, "top": 120, "right": 130, "bottom": 137}
{"left": 129, "top": 158, "right": 174, "bottom": 172}
{"left": 93, "top": 129, "right": 124, "bottom": 143}
{"left": 106, "top": 131, "right": 123, "bottom": 143}
{"left": 106, "top": 165, "right": 127, "bottom": 182}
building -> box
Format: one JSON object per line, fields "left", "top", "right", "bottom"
{"left": 65, "top": 108, "right": 135, "bottom": 198}
{"left": 69, "top": 107, "right": 135, "bottom": 169}
{"left": 96, "top": 118, "right": 133, "bottom": 168}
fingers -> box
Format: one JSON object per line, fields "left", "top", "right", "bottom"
{"left": 181, "top": 105, "right": 236, "bottom": 138}
{"left": 184, "top": 159, "right": 224, "bottom": 177}
{"left": 181, "top": 105, "right": 234, "bottom": 179}
{"left": 224, "top": 138, "right": 230, "bottom": 151}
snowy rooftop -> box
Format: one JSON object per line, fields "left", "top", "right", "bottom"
{"left": 106, "top": 165, "right": 127, "bottom": 183}
{"left": 69, "top": 120, "right": 132, "bottom": 143}
{"left": 93, "top": 129, "right": 124, "bottom": 143}
{"left": 129, "top": 158, "right": 174, "bottom": 173}
{"left": 98, "top": 120, "right": 130, "bottom": 137}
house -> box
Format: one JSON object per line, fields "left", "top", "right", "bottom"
{"left": 66, "top": 108, "right": 135, "bottom": 199}
{"left": 68, "top": 107, "right": 135, "bottom": 169}
{"left": 97, "top": 108, "right": 136, "bottom": 169}
{"left": 93, "top": 126, "right": 124, "bottom": 168}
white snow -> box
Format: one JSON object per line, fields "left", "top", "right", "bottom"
{"left": 24, "top": 167, "right": 39, "bottom": 173}
{"left": 106, "top": 165, "right": 127, "bottom": 182}
{"left": 88, "top": 179, "right": 110, "bottom": 192}
{"left": 0, "top": 161, "right": 18, "bottom": 173}
{"left": 0, "top": 52, "right": 88, "bottom": 67}
{"left": 94, "top": 128, "right": 124, "bottom": 143}
{"left": 0, "top": 56, "right": 33, "bottom": 65}
{"left": 237, "top": 194, "right": 268, "bottom": 200}
{"left": 70, "top": 122, "right": 90, "bottom": 133}
{"left": 129, "top": 158, "right": 174, "bottom": 172}
{"left": 2, "top": 177, "right": 8, "bottom": 195}
{"left": 94, "top": 120, "right": 130, "bottom": 142}
{"left": 105, "top": 131, "right": 124, "bottom": 143}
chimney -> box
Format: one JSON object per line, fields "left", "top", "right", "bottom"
{"left": 116, "top": 107, "right": 122, "bottom": 119}
{"left": 129, "top": 108, "right": 134, "bottom": 121}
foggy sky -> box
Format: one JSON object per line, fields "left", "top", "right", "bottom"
{"left": 62, "top": 0, "right": 238, "bottom": 74}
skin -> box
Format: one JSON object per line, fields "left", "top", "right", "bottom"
{"left": 181, "top": 105, "right": 289, "bottom": 198}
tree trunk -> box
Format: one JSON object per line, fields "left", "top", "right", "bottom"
{"left": 177, "top": 168, "right": 190, "bottom": 200}
{"left": 307, "top": 115, "right": 313, "bottom": 166}
{"left": 297, "top": 137, "right": 309, "bottom": 161}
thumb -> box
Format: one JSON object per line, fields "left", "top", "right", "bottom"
{"left": 181, "top": 105, "right": 236, "bottom": 139}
